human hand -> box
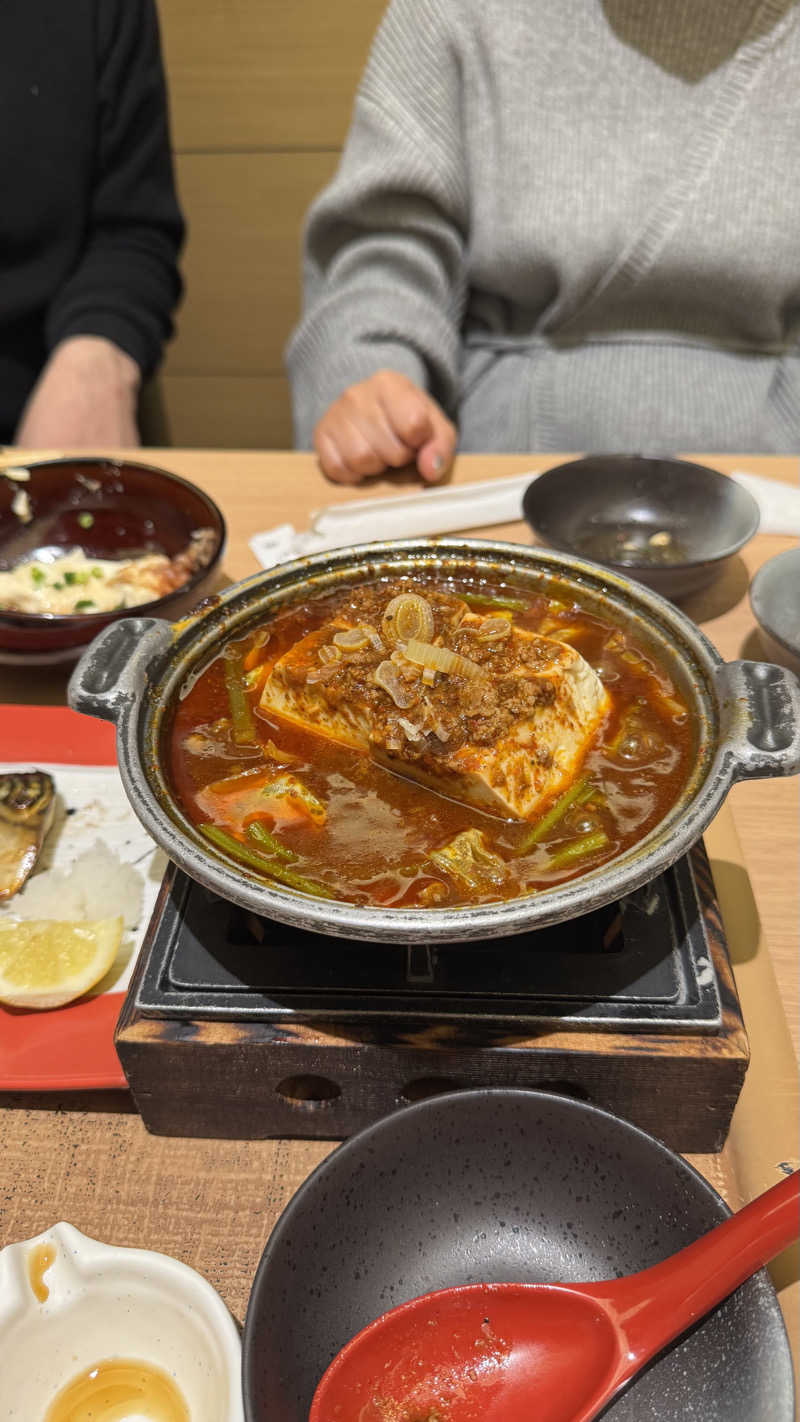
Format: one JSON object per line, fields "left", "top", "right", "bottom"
{"left": 13, "top": 336, "right": 141, "bottom": 448}
{"left": 313, "top": 370, "right": 457, "bottom": 484}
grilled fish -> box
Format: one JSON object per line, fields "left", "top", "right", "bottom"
{"left": 259, "top": 601, "right": 610, "bottom": 820}
{"left": 0, "top": 771, "right": 56, "bottom": 900}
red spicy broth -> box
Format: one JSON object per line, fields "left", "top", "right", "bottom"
{"left": 166, "top": 575, "right": 695, "bottom": 908}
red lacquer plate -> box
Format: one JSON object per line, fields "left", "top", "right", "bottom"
{"left": 0, "top": 704, "right": 162, "bottom": 1091}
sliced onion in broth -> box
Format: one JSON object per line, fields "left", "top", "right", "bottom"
{"left": 404, "top": 638, "right": 485, "bottom": 680}
{"left": 382, "top": 594, "right": 435, "bottom": 648}
{"left": 374, "top": 660, "right": 418, "bottom": 708}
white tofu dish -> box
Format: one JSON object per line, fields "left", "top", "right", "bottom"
{"left": 0, "top": 530, "right": 217, "bottom": 617}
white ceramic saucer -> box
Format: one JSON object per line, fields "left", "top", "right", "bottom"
{"left": 0, "top": 1221, "right": 244, "bottom": 1420}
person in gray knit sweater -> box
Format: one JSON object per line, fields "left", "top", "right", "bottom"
{"left": 287, "top": 0, "right": 800, "bottom": 483}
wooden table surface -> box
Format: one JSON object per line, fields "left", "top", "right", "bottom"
{"left": 1, "top": 449, "right": 798, "bottom": 1404}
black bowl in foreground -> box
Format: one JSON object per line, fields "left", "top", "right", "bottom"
{"left": 0, "top": 457, "right": 226, "bottom": 663}
{"left": 242, "top": 1089, "right": 793, "bottom": 1422}
{"left": 523, "top": 455, "right": 760, "bottom": 599}
{"left": 750, "top": 547, "right": 800, "bottom": 677}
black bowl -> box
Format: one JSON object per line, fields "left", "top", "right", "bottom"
{"left": 0, "top": 457, "right": 226, "bottom": 663}
{"left": 523, "top": 455, "right": 760, "bottom": 599}
{"left": 750, "top": 547, "right": 800, "bottom": 677}
{"left": 242, "top": 1089, "right": 793, "bottom": 1422}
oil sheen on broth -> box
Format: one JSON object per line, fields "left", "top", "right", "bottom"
{"left": 167, "top": 576, "right": 694, "bottom": 908}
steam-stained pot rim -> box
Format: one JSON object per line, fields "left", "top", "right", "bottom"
{"left": 68, "top": 538, "right": 800, "bottom": 944}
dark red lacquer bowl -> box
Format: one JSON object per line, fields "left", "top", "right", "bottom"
{"left": 0, "top": 457, "right": 226, "bottom": 663}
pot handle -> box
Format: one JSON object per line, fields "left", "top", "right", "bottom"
{"left": 67, "top": 617, "right": 173, "bottom": 724}
{"left": 715, "top": 660, "right": 800, "bottom": 781}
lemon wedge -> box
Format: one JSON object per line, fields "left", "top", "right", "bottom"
{"left": 0, "top": 916, "right": 123, "bottom": 1009}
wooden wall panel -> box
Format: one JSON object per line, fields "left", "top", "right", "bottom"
{"left": 158, "top": 0, "right": 384, "bottom": 151}
{"left": 153, "top": 0, "right": 382, "bottom": 446}
{"left": 144, "top": 375, "right": 295, "bottom": 449}
{"left": 166, "top": 152, "right": 339, "bottom": 377}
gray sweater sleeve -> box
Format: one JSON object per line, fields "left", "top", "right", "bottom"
{"left": 286, "top": 0, "right": 468, "bottom": 447}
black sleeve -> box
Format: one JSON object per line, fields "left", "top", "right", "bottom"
{"left": 44, "top": 0, "right": 185, "bottom": 375}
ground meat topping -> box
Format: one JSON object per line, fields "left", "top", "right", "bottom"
{"left": 296, "top": 581, "right": 566, "bottom": 757}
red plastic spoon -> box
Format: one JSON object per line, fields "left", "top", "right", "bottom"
{"left": 310, "top": 1170, "right": 798, "bottom": 1422}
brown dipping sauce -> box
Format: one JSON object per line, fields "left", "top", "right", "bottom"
{"left": 28, "top": 1242, "right": 56, "bottom": 1302}
{"left": 167, "top": 575, "right": 695, "bottom": 909}
{"left": 43, "top": 1359, "right": 189, "bottom": 1422}
{"left": 573, "top": 525, "right": 689, "bottom": 567}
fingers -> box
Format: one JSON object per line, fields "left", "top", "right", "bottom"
{"left": 376, "top": 373, "right": 456, "bottom": 483}
{"left": 314, "top": 430, "right": 364, "bottom": 485}
{"left": 315, "top": 413, "right": 407, "bottom": 483}
{"left": 313, "top": 371, "right": 456, "bottom": 484}
{"left": 373, "top": 372, "right": 436, "bottom": 452}
{"left": 415, "top": 404, "right": 457, "bottom": 483}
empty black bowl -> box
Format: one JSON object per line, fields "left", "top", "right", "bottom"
{"left": 750, "top": 547, "right": 800, "bottom": 676}
{"left": 523, "top": 455, "right": 760, "bottom": 599}
{"left": 0, "top": 457, "right": 226, "bottom": 663}
{"left": 241, "top": 1089, "right": 793, "bottom": 1422}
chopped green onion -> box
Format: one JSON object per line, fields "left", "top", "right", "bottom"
{"left": 63, "top": 571, "right": 78, "bottom": 585}
{"left": 261, "top": 774, "right": 326, "bottom": 825}
{"left": 462, "top": 592, "right": 529, "bottom": 612}
{"left": 52, "top": 580, "right": 65, "bottom": 590}
{"left": 607, "top": 713, "right": 635, "bottom": 755}
{"left": 199, "top": 824, "right": 263, "bottom": 869}
{"left": 244, "top": 664, "right": 267, "bottom": 690}
{"left": 77, "top": 512, "right": 95, "bottom": 529}
{"left": 199, "top": 824, "right": 335, "bottom": 899}
{"left": 516, "top": 777, "right": 594, "bottom": 854}
{"left": 428, "top": 827, "right": 507, "bottom": 890}
{"left": 258, "top": 859, "right": 337, "bottom": 899}
{"left": 75, "top": 599, "right": 96, "bottom": 611}
{"left": 546, "top": 829, "right": 609, "bottom": 871}
{"left": 30, "top": 566, "right": 46, "bottom": 585}
{"left": 246, "top": 822, "right": 297, "bottom": 861}
{"left": 223, "top": 647, "right": 257, "bottom": 745}
{"left": 91, "top": 566, "right": 104, "bottom": 579}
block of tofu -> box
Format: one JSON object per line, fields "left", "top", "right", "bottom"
{"left": 259, "top": 605, "right": 610, "bottom": 821}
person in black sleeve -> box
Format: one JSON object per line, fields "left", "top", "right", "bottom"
{"left": 0, "top": 0, "right": 184, "bottom": 447}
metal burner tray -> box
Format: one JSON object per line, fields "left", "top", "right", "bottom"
{"left": 133, "top": 853, "right": 722, "bottom": 1033}
{"left": 117, "top": 844, "right": 747, "bottom": 1147}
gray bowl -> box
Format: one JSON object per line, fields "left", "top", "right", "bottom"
{"left": 241, "top": 1089, "right": 794, "bottom": 1422}
{"left": 750, "top": 547, "right": 800, "bottom": 677}
{"left": 523, "top": 455, "right": 760, "bottom": 599}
